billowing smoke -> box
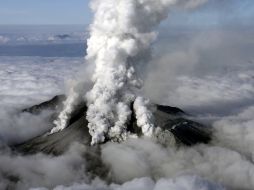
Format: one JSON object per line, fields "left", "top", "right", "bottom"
{"left": 133, "top": 97, "right": 155, "bottom": 137}
{"left": 52, "top": 0, "right": 207, "bottom": 145}
{"left": 51, "top": 81, "right": 82, "bottom": 134}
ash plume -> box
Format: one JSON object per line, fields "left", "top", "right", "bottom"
{"left": 52, "top": 0, "right": 208, "bottom": 144}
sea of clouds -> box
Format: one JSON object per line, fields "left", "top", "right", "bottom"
{"left": 0, "top": 56, "right": 83, "bottom": 144}
{"left": 0, "top": 25, "right": 87, "bottom": 45}
{"left": 0, "top": 24, "right": 254, "bottom": 189}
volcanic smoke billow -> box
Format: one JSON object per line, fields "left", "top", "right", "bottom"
{"left": 51, "top": 0, "right": 208, "bottom": 145}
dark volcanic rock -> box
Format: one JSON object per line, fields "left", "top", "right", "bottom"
{"left": 16, "top": 115, "right": 90, "bottom": 155}
{"left": 22, "top": 95, "right": 65, "bottom": 114}
{"left": 55, "top": 34, "right": 71, "bottom": 39}
{"left": 16, "top": 95, "right": 212, "bottom": 155}
{"left": 157, "top": 105, "right": 185, "bottom": 115}
{"left": 165, "top": 118, "right": 212, "bottom": 146}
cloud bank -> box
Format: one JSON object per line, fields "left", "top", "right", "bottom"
{"left": 144, "top": 27, "right": 254, "bottom": 115}
{"left": 0, "top": 36, "right": 9, "bottom": 44}
{"left": 0, "top": 57, "right": 82, "bottom": 144}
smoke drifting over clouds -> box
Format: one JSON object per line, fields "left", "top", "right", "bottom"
{"left": 144, "top": 28, "right": 254, "bottom": 115}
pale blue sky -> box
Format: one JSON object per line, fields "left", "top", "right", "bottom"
{"left": 0, "top": 0, "right": 253, "bottom": 26}
{"left": 0, "top": 0, "right": 92, "bottom": 25}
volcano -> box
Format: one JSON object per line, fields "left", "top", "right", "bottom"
{"left": 15, "top": 95, "right": 212, "bottom": 156}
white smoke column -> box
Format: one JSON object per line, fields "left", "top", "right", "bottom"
{"left": 51, "top": 85, "right": 80, "bottom": 134}
{"left": 50, "top": 57, "right": 94, "bottom": 134}
{"left": 133, "top": 97, "right": 155, "bottom": 137}
{"left": 85, "top": 0, "right": 208, "bottom": 145}
{"left": 51, "top": 0, "right": 207, "bottom": 142}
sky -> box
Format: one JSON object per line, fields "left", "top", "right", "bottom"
{"left": 0, "top": 0, "right": 92, "bottom": 25}
{"left": 0, "top": 0, "right": 253, "bottom": 25}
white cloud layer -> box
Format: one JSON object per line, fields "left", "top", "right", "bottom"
{"left": 0, "top": 25, "right": 254, "bottom": 189}
{"left": 41, "top": 175, "right": 224, "bottom": 190}
{"left": 0, "top": 56, "right": 82, "bottom": 109}
{"left": 0, "top": 25, "right": 86, "bottom": 45}
{"left": 144, "top": 28, "right": 254, "bottom": 115}
{"left": 0, "top": 35, "right": 9, "bottom": 44}
{"left": 0, "top": 57, "right": 82, "bottom": 144}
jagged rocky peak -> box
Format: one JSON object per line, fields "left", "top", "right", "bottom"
{"left": 15, "top": 95, "right": 212, "bottom": 156}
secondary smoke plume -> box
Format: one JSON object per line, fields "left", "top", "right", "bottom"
{"left": 52, "top": 0, "right": 208, "bottom": 144}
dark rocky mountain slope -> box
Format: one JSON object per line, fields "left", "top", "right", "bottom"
{"left": 15, "top": 95, "right": 212, "bottom": 156}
